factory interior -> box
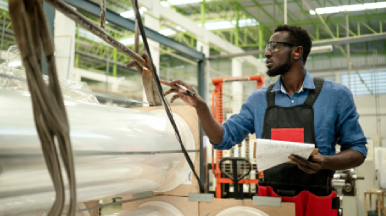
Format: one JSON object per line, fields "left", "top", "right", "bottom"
{"left": 0, "top": 0, "right": 385, "bottom": 215}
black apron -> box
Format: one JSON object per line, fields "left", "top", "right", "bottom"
{"left": 258, "top": 77, "right": 333, "bottom": 197}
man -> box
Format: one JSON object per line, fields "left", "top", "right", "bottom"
{"left": 161, "top": 25, "right": 367, "bottom": 216}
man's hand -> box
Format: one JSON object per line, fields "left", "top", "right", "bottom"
{"left": 289, "top": 152, "right": 325, "bottom": 174}
{"left": 160, "top": 80, "right": 205, "bottom": 108}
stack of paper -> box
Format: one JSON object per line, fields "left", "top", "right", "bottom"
{"left": 255, "top": 139, "right": 315, "bottom": 171}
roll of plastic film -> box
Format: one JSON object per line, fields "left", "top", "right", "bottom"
{"left": 216, "top": 206, "right": 269, "bottom": 216}
{"left": 216, "top": 206, "right": 270, "bottom": 216}
{"left": 104, "top": 201, "right": 184, "bottom": 216}
{"left": 0, "top": 90, "right": 195, "bottom": 215}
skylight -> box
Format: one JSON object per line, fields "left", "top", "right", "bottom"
{"left": 309, "top": 2, "right": 386, "bottom": 15}
{"left": 198, "top": 18, "right": 259, "bottom": 30}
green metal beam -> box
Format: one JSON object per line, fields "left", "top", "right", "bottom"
{"left": 277, "top": 2, "right": 298, "bottom": 23}
{"left": 340, "top": 23, "right": 357, "bottom": 36}
{"left": 361, "top": 22, "right": 377, "bottom": 34}
{"left": 310, "top": 7, "right": 373, "bottom": 94}
{"left": 235, "top": 6, "right": 240, "bottom": 46}
{"left": 259, "top": 27, "right": 264, "bottom": 60}
{"left": 260, "top": 13, "right": 386, "bottom": 28}
{"left": 251, "top": 0, "right": 275, "bottom": 22}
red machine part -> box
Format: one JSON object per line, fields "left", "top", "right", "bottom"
{"left": 211, "top": 75, "right": 265, "bottom": 198}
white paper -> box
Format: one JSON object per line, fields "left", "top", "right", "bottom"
{"left": 255, "top": 139, "right": 315, "bottom": 171}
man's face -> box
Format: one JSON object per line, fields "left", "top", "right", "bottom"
{"left": 265, "top": 31, "right": 294, "bottom": 77}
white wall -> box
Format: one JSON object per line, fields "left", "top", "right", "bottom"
{"left": 355, "top": 95, "right": 386, "bottom": 140}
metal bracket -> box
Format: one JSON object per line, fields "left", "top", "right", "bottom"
{"left": 253, "top": 196, "right": 282, "bottom": 207}
{"left": 189, "top": 193, "right": 214, "bottom": 203}
{"left": 132, "top": 191, "right": 153, "bottom": 198}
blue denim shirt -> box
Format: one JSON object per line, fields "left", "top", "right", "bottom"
{"left": 213, "top": 72, "right": 367, "bottom": 158}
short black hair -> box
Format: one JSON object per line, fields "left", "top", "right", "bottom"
{"left": 274, "top": 25, "right": 312, "bottom": 65}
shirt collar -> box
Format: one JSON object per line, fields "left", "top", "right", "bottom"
{"left": 271, "top": 70, "right": 315, "bottom": 93}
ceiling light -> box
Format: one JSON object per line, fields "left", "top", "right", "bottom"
{"left": 310, "top": 45, "right": 333, "bottom": 54}
{"left": 309, "top": 2, "right": 386, "bottom": 15}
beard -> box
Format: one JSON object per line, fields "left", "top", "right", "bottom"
{"left": 267, "top": 52, "right": 292, "bottom": 77}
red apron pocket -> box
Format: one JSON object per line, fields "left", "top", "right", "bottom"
{"left": 258, "top": 185, "right": 337, "bottom": 216}
{"left": 304, "top": 190, "right": 338, "bottom": 216}
{"left": 271, "top": 128, "right": 304, "bottom": 143}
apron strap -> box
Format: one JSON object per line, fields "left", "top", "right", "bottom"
{"left": 303, "top": 77, "right": 325, "bottom": 107}
{"left": 266, "top": 84, "right": 276, "bottom": 107}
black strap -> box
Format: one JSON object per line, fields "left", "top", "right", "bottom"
{"left": 303, "top": 77, "right": 325, "bottom": 107}
{"left": 332, "top": 197, "right": 340, "bottom": 209}
{"left": 266, "top": 84, "right": 276, "bottom": 107}
{"left": 266, "top": 77, "right": 324, "bottom": 107}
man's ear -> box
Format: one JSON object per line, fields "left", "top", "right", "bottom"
{"left": 294, "top": 46, "right": 303, "bottom": 60}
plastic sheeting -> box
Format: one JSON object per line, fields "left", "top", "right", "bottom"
{"left": 105, "top": 201, "right": 183, "bottom": 216}
{"left": 216, "top": 207, "right": 270, "bottom": 216}
{"left": 0, "top": 89, "right": 195, "bottom": 215}
{"left": 0, "top": 45, "right": 98, "bottom": 104}
{"left": 0, "top": 64, "right": 99, "bottom": 104}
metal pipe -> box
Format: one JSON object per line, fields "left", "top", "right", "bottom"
{"left": 105, "top": 48, "right": 109, "bottom": 94}
{"left": 284, "top": 0, "right": 287, "bottom": 24}
{"left": 100, "top": 0, "right": 106, "bottom": 30}
{"left": 43, "top": 0, "right": 146, "bottom": 67}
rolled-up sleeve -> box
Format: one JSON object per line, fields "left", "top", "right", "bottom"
{"left": 336, "top": 87, "right": 367, "bottom": 157}
{"left": 212, "top": 95, "right": 256, "bottom": 150}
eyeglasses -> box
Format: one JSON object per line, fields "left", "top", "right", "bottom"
{"left": 265, "top": 41, "right": 298, "bottom": 53}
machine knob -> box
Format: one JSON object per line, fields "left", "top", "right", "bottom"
{"left": 344, "top": 183, "right": 353, "bottom": 192}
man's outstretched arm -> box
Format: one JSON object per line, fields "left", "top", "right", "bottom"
{"left": 161, "top": 80, "right": 223, "bottom": 144}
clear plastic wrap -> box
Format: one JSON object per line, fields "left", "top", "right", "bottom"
{"left": 104, "top": 201, "right": 183, "bottom": 216}
{"left": 0, "top": 45, "right": 99, "bottom": 104}
{"left": 216, "top": 207, "right": 270, "bottom": 216}
{"left": 0, "top": 90, "right": 195, "bottom": 215}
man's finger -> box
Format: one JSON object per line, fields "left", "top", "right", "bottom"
{"left": 170, "top": 94, "right": 179, "bottom": 103}
{"left": 292, "top": 155, "right": 320, "bottom": 170}
{"left": 298, "top": 163, "right": 315, "bottom": 174}
{"left": 163, "top": 88, "right": 178, "bottom": 96}
{"left": 289, "top": 155, "right": 308, "bottom": 166}
{"left": 160, "top": 80, "right": 173, "bottom": 87}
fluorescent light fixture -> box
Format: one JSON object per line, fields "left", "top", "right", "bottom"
{"left": 310, "top": 45, "right": 333, "bottom": 54}
{"left": 120, "top": 7, "right": 147, "bottom": 19}
{"left": 198, "top": 18, "right": 259, "bottom": 30}
{"left": 310, "top": 2, "right": 386, "bottom": 15}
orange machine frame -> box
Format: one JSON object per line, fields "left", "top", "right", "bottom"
{"left": 211, "top": 75, "right": 265, "bottom": 199}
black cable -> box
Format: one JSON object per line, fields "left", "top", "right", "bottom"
{"left": 132, "top": 0, "right": 204, "bottom": 193}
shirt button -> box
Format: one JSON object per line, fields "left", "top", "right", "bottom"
{"left": 292, "top": 100, "right": 295, "bottom": 104}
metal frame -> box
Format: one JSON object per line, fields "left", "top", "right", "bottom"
{"left": 63, "top": 0, "right": 204, "bottom": 60}
{"left": 58, "top": 0, "right": 208, "bottom": 186}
